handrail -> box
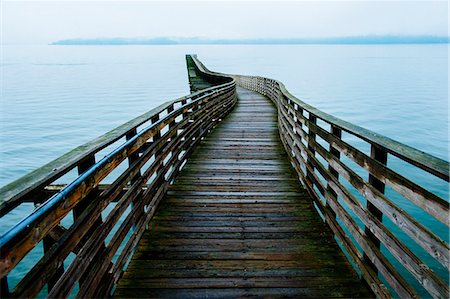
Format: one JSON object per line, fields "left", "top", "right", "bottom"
{"left": 1, "top": 54, "right": 448, "bottom": 299}
{"left": 232, "top": 73, "right": 449, "bottom": 299}
{"left": 0, "top": 84, "right": 229, "bottom": 217}
{"left": 0, "top": 55, "right": 236, "bottom": 298}
{"left": 241, "top": 76, "right": 449, "bottom": 181}
{"left": 281, "top": 84, "right": 449, "bottom": 181}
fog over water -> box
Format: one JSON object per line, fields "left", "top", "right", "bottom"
{"left": 1, "top": 44, "right": 448, "bottom": 296}
{"left": 0, "top": 0, "right": 448, "bottom": 297}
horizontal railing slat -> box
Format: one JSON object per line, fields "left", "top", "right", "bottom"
{"left": 306, "top": 144, "right": 448, "bottom": 298}
{"left": 1, "top": 57, "right": 237, "bottom": 299}
{"left": 2, "top": 55, "right": 448, "bottom": 299}
{"left": 0, "top": 54, "right": 237, "bottom": 298}
{"left": 311, "top": 139, "right": 449, "bottom": 269}
{"left": 235, "top": 74, "right": 449, "bottom": 299}
{"left": 278, "top": 82, "right": 449, "bottom": 181}
{"left": 280, "top": 98, "right": 449, "bottom": 270}
{"left": 1, "top": 83, "right": 235, "bottom": 279}
{"left": 305, "top": 115, "right": 449, "bottom": 225}
{"left": 279, "top": 112, "right": 416, "bottom": 297}
{"left": 237, "top": 76, "right": 449, "bottom": 181}
{"left": 0, "top": 84, "right": 231, "bottom": 217}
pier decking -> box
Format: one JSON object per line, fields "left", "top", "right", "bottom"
{"left": 0, "top": 55, "right": 448, "bottom": 299}
{"left": 113, "top": 87, "right": 372, "bottom": 298}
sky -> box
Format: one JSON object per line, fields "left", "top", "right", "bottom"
{"left": 1, "top": 1, "right": 448, "bottom": 45}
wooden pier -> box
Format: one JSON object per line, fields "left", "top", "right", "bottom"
{"left": 0, "top": 55, "right": 448, "bottom": 298}
{"left": 114, "top": 87, "right": 372, "bottom": 298}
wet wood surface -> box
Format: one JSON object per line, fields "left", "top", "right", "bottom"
{"left": 237, "top": 74, "right": 449, "bottom": 298}
{"left": 114, "top": 87, "right": 373, "bottom": 298}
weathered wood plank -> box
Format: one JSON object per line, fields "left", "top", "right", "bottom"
{"left": 0, "top": 84, "right": 231, "bottom": 216}
{"left": 114, "top": 287, "right": 371, "bottom": 299}
{"left": 237, "top": 74, "right": 449, "bottom": 298}
{"left": 286, "top": 124, "right": 447, "bottom": 297}
{"left": 237, "top": 75, "right": 449, "bottom": 180}
{"left": 1, "top": 55, "right": 237, "bottom": 298}
{"left": 114, "top": 87, "right": 372, "bottom": 298}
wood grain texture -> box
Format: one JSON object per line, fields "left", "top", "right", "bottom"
{"left": 114, "top": 87, "right": 373, "bottom": 298}
{"left": 235, "top": 74, "right": 449, "bottom": 298}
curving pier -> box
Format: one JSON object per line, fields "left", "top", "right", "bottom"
{"left": 113, "top": 87, "right": 371, "bottom": 298}
{"left": 0, "top": 55, "right": 448, "bottom": 298}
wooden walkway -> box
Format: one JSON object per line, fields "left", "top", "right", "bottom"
{"left": 114, "top": 87, "right": 372, "bottom": 298}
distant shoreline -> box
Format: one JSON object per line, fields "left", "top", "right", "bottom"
{"left": 50, "top": 36, "right": 449, "bottom": 46}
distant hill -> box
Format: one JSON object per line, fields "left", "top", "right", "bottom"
{"left": 51, "top": 36, "right": 449, "bottom": 45}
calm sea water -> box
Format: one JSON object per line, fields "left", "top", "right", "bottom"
{"left": 1, "top": 44, "right": 448, "bottom": 295}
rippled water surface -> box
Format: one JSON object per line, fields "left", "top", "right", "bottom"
{"left": 1, "top": 44, "right": 448, "bottom": 296}
{"left": 2, "top": 44, "right": 448, "bottom": 184}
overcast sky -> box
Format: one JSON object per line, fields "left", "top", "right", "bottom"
{"left": 1, "top": 1, "right": 448, "bottom": 44}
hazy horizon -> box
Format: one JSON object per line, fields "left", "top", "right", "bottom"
{"left": 50, "top": 35, "right": 449, "bottom": 46}
{"left": 2, "top": 1, "right": 448, "bottom": 45}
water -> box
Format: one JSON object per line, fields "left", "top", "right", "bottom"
{"left": 1, "top": 44, "right": 448, "bottom": 296}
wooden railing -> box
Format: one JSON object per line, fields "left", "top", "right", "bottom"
{"left": 1, "top": 54, "right": 448, "bottom": 299}
{"left": 234, "top": 74, "right": 449, "bottom": 298}
{"left": 0, "top": 55, "right": 236, "bottom": 298}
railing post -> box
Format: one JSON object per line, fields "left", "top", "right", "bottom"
{"left": 306, "top": 114, "right": 317, "bottom": 187}
{"left": 126, "top": 128, "right": 141, "bottom": 185}
{"left": 125, "top": 128, "right": 141, "bottom": 233}
{"left": 193, "top": 99, "right": 204, "bottom": 136}
{"left": 167, "top": 104, "right": 176, "bottom": 131}
{"left": 35, "top": 191, "right": 66, "bottom": 292}
{"left": 41, "top": 235, "right": 65, "bottom": 292}
{"left": 151, "top": 114, "right": 164, "bottom": 182}
{"left": 364, "top": 145, "right": 387, "bottom": 273}
{"left": 181, "top": 99, "right": 189, "bottom": 120}
{"left": 74, "top": 153, "right": 104, "bottom": 287}
{"left": 32, "top": 196, "right": 65, "bottom": 293}
{"left": 327, "top": 125, "right": 341, "bottom": 217}
{"left": 74, "top": 154, "right": 98, "bottom": 218}
{"left": 166, "top": 104, "right": 178, "bottom": 180}
{"left": 151, "top": 114, "right": 161, "bottom": 142}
